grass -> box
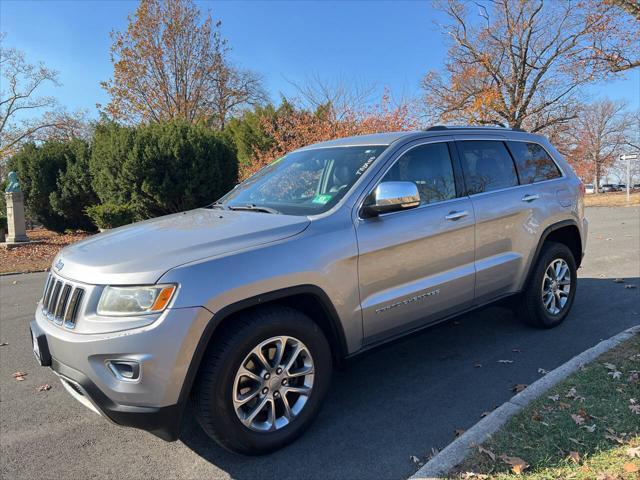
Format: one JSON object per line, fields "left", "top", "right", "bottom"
{"left": 452, "top": 333, "right": 640, "bottom": 479}
{"left": 584, "top": 191, "right": 640, "bottom": 207}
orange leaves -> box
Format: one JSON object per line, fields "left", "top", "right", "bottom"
{"left": 240, "top": 93, "right": 418, "bottom": 180}
{"left": 499, "top": 454, "right": 529, "bottom": 475}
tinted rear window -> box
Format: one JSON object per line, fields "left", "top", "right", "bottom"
{"left": 508, "top": 142, "right": 561, "bottom": 184}
{"left": 457, "top": 140, "right": 519, "bottom": 194}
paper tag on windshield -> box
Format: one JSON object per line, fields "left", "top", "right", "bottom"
{"left": 312, "top": 194, "right": 332, "bottom": 204}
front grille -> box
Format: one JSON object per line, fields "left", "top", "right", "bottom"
{"left": 41, "top": 274, "right": 85, "bottom": 328}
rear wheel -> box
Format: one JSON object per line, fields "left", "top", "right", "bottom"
{"left": 518, "top": 241, "right": 577, "bottom": 328}
{"left": 191, "top": 306, "right": 332, "bottom": 455}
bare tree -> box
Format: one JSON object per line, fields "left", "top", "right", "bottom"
{"left": 567, "top": 100, "right": 632, "bottom": 192}
{"left": 0, "top": 35, "right": 84, "bottom": 164}
{"left": 288, "top": 73, "right": 378, "bottom": 121}
{"left": 422, "top": 0, "right": 638, "bottom": 132}
{"left": 102, "top": 0, "right": 266, "bottom": 127}
{"left": 208, "top": 62, "right": 267, "bottom": 130}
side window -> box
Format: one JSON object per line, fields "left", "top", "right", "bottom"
{"left": 382, "top": 142, "right": 457, "bottom": 205}
{"left": 508, "top": 142, "right": 561, "bottom": 184}
{"left": 457, "top": 140, "right": 519, "bottom": 194}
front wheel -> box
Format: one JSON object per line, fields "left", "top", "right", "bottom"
{"left": 518, "top": 241, "right": 577, "bottom": 328}
{"left": 191, "top": 306, "right": 332, "bottom": 455}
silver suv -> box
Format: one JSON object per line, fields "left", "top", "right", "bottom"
{"left": 31, "top": 126, "right": 587, "bottom": 454}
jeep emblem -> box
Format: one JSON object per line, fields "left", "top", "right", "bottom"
{"left": 54, "top": 259, "right": 64, "bottom": 271}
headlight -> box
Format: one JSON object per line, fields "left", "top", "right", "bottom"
{"left": 97, "top": 284, "right": 177, "bottom": 316}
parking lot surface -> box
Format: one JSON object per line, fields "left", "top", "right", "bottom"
{"left": 1, "top": 207, "right": 638, "bottom": 480}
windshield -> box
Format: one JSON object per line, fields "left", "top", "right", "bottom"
{"left": 217, "top": 145, "right": 387, "bottom": 215}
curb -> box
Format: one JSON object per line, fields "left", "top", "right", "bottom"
{"left": 411, "top": 324, "right": 640, "bottom": 479}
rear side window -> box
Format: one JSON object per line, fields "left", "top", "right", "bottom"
{"left": 457, "top": 141, "right": 519, "bottom": 194}
{"left": 508, "top": 142, "right": 561, "bottom": 184}
{"left": 382, "top": 142, "right": 457, "bottom": 205}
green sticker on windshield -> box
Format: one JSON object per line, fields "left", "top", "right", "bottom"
{"left": 312, "top": 194, "right": 332, "bottom": 204}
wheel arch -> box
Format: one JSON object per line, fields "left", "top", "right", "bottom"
{"left": 175, "top": 285, "right": 348, "bottom": 419}
{"left": 526, "top": 220, "right": 583, "bottom": 287}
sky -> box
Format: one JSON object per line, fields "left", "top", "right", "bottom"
{"left": 1, "top": 0, "right": 639, "bottom": 120}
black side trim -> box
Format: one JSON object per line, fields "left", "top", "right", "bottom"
{"left": 51, "top": 358, "right": 181, "bottom": 441}
{"left": 525, "top": 219, "right": 583, "bottom": 284}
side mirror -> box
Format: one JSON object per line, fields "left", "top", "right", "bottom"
{"left": 362, "top": 181, "right": 420, "bottom": 217}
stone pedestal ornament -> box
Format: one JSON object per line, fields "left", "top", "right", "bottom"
{"left": 4, "top": 171, "right": 29, "bottom": 243}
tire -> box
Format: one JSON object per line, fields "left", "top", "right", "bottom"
{"left": 518, "top": 241, "right": 577, "bottom": 328}
{"left": 191, "top": 306, "right": 332, "bottom": 455}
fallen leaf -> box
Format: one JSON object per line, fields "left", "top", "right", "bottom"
{"left": 628, "top": 372, "right": 639, "bottom": 384}
{"left": 629, "top": 403, "right": 640, "bottom": 415}
{"left": 512, "top": 384, "right": 527, "bottom": 393}
{"left": 11, "top": 371, "right": 27, "bottom": 381}
{"left": 454, "top": 428, "right": 465, "bottom": 437}
{"left": 498, "top": 359, "right": 514, "bottom": 364}
{"left": 427, "top": 447, "right": 439, "bottom": 460}
{"left": 606, "top": 237, "right": 613, "bottom": 241}
{"left": 581, "top": 424, "right": 596, "bottom": 433}
{"left": 568, "top": 451, "right": 581, "bottom": 463}
{"left": 613, "top": 278, "right": 626, "bottom": 283}
{"left": 623, "top": 463, "right": 639, "bottom": 473}
{"left": 499, "top": 455, "right": 529, "bottom": 475}
{"left": 480, "top": 411, "right": 492, "bottom": 418}
{"left": 478, "top": 445, "right": 496, "bottom": 461}
{"left": 558, "top": 402, "right": 571, "bottom": 410}
{"left": 608, "top": 370, "right": 622, "bottom": 379}
{"left": 625, "top": 284, "right": 637, "bottom": 289}
{"left": 474, "top": 363, "right": 482, "bottom": 368}
{"left": 548, "top": 394, "right": 560, "bottom": 402}
{"left": 571, "top": 413, "right": 586, "bottom": 425}
{"left": 0, "top": 342, "right": 8, "bottom": 346}
{"left": 409, "top": 455, "right": 422, "bottom": 466}
{"left": 626, "top": 446, "right": 640, "bottom": 458}
{"left": 36, "top": 384, "right": 51, "bottom": 392}
{"left": 538, "top": 368, "right": 549, "bottom": 374}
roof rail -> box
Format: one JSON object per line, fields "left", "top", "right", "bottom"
{"left": 425, "top": 125, "right": 527, "bottom": 133}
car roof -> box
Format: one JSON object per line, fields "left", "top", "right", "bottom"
{"left": 295, "top": 126, "right": 544, "bottom": 151}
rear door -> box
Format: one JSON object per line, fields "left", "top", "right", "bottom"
{"left": 454, "top": 136, "right": 549, "bottom": 303}
{"left": 355, "top": 138, "right": 476, "bottom": 343}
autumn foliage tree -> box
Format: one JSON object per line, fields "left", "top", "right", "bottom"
{"left": 422, "top": 0, "right": 639, "bottom": 132}
{"left": 240, "top": 91, "right": 418, "bottom": 179}
{"left": 102, "top": 0, "right": 265, "bottom": 126}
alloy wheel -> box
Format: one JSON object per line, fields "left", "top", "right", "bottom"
{"left": 541, "top": 258, "right": 571, "bottom": 315}
{"left": 232, "top": 336, "right": 314, "bottom": 432}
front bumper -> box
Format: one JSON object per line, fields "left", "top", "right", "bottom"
{"left": 32, "top": 303, "right": 213, "bottom": 441}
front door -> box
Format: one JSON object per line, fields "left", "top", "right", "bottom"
{"left": 355, "top": 139, "right": 476, "bottom": 343}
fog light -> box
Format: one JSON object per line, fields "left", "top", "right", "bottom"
{"left": 106, "top": 360, "right": 140, "bottom": 381}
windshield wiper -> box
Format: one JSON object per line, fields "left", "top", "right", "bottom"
{"left": 207, "top": 202, "right": 228, "bottom": 210}
{"left": 228, "top": 204, "right": 280, "bottom": 214}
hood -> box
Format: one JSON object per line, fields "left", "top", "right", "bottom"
{"left": 54, "top": 209, "right": 310, "bottom": 285}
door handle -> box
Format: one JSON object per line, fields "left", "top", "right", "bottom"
{"left": 445, "top": 210, "right": 469, "bottom": 221}
{"left": 522, "top": 194, "right": 540, "bottom": 202}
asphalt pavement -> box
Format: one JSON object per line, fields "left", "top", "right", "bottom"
{"left": 1, "top": 206, "right": 639, "bottom": 480}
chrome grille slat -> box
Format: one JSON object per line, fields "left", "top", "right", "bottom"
{"left": 42, "top": 275, "right": 55, "bottom": 313}
{"left": 47, "top": 281, "right": 62, "bottom": 316}
{"left": 63, "top": 288, "right": 84, "bottom": 328}
{"left": 40, "top": 274, "right": 85, "bottom": 329}
{"left": 54, "top": 284, "right": 72, "bottom": 323}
